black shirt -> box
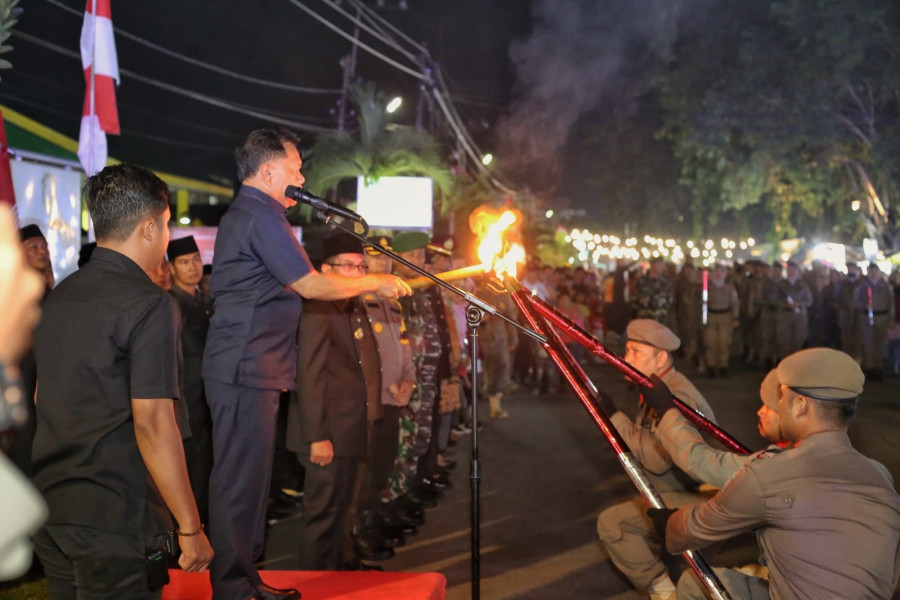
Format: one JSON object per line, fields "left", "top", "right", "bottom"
{"left": 31, "top": 247, "right": 180, "bottom": 534}
{"left": 170, "top": 285, "right": 210, "bottom": 432}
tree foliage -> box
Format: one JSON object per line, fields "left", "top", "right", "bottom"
{"left": 0, "top": 0, "right": 22, "bottom": 76}
{"left": 658, "top": 0, "right": 900, "bottom": 245}
{"left": 301, "top": 82, "right": 452, "bottom": 198}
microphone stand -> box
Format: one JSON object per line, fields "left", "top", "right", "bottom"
{"left": 315, "top": 211, "right": 545, "bottom": 600}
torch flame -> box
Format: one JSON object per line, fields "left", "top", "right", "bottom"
{"left": 471, "top": 207, "right": 525, "bottom": 280}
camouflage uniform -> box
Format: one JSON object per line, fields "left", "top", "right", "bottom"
{"left": 383, "top": 288, "right": 442, "bottom": 500}
{"left": 632, "top": 274, "right": 673, "bottom": 326}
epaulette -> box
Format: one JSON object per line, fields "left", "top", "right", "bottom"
{"left": 751, "top": 446, "right": 785, "bottom": 462}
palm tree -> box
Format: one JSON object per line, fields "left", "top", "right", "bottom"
{"left": 300, "top": 82, "right": 452, "bottom": 200}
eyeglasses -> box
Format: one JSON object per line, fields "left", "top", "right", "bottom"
{"left": 327, "top": 262, "right": 369, "bottom": 273}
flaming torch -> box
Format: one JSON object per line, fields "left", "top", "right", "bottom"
{"left": 471, "top": 210, "right": 732, "bottom": 600}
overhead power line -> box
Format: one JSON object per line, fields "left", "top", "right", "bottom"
{"left": 317, "top": 0, "right": 421, "bottom": 64}
{"left": 286, "top": 0, "right": 427, "bottom": 80}
{"left": 42, "top": 0, "right": 341, "bottom": 94}
{"left": 14, "top": 31, "right": 331, "bottom": 133}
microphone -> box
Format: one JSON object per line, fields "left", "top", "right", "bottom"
{"left": 284, "top": 186, "right": 364, "bottom": 224}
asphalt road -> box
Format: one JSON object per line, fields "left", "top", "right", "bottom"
{"left": 261, "top": 356, "right": 900, "bottom": 599}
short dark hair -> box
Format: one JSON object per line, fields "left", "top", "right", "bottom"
{"left": 811, "top": 396, "right": 857, "bottom": 427}
{"left": 235, "top": 128, "right": 301, "bottom": 181}
{"left": 85, "top": 164, "right": 169, "bottom": 243}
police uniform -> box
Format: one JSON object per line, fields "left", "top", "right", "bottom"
{"left": 363, "top": 286, "right": 416, "bottom": 505}
{"left": 837, "top": 271, "right": 862, "bottom": 358}
{"left": 757, "top": 264, "right": 783, "bottom": 367}
{"left": 770, "top": 267, "right": 813, "bottom": 360}
{"left": 597, "top": 319, "right": 717, "bottom": 595}
{"left": 853, "top": 267, "right": 894, "bottom": 374}
{"left": 668, "top": 348, "right": 900, "bottom": 600}
{"left": 703, "top": 274, "right": 739, "bottom": 375}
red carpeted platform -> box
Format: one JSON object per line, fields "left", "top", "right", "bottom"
{"left": 162, "top": 569, "right": 447, "bottom": 600}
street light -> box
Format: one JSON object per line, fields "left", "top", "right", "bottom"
{"left": 481, "top": 153, "right": 493, "bottom": 166}
{"left": 386, "top": 97, "right": 402, "bottom": 113}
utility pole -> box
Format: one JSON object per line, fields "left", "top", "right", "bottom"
{"left": 336, "top": 6, "right": 361, "bottom": 132}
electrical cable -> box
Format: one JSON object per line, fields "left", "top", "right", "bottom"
{"left": 42, "top": 0, "right": 341, "bottom": 94}
{"left": 14, "top": 31, "right": 331, "bottom": 133}
{"left": 286, "top": 0, "right": 427, "bottom": 80}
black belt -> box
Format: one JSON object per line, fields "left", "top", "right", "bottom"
{"left": 860, "top": 309, "right": 889, "bottom": 315}
{"left": 708, "top": 308, "right": 731, "bottom": 314}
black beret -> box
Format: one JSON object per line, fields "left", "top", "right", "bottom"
{"left": 167, "top": 235, "right": 200, "bottom": 260}
{"left": 19, "top": 224, "right": 45, "bottom": 242}
{"left": 322, "top": 232, "right": 363, "bottom": 261}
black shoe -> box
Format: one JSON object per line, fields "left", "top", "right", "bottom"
{"left": 719, "top": 368, "right": 729, "bottom": 378}
{"left": 369, "top": 525, "right": 406, "bottom": 548}
{"left": 353, "top": 534, "right": 395, "bottom": 561}
{"left": 341, "top": 558, "right": 384, "bottom": 571}
{"left": 252, "top": 582, "right": 301, "bottom": 600}
{"left": 707, "top": 369, "right": 716, "bottom": 379}
{"left": 407, "top": 488, "right": 440, "bottom": 506}
{"left": 381, "top": 514, "right": 419, "bottom": 535}
{"left": 422, "top": 475, "right": 451, "bottom": 490}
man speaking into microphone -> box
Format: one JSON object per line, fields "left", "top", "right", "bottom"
{"left": 203, "top": 128, "right": 410, "bottom": 600}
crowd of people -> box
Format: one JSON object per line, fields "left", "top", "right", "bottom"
{"left": 1, "top": 126, "right": 899, "bottom": 600}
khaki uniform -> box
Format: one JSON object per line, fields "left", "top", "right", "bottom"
{"left": 739, "top": 274, "right": 763, "bottom": 363}
{"left": 837, "top": 276, "right": 862, "bottom": 358}
{"left": 656, "top": 409, "right": 777, "bottom": 489}
{"left": 676, "top": 278, "right": 702, "bottom": 364}
{"left": 853, "top": 277, "right": 895, "bottom": 371}
{"left": 703, "top": 281, "right": 739, "bottom": 371}
{"left": 669, "top": 431, "right": 900, "bottom": 600}
{"left": 757, "top": 277, "right": 780, "bottom": 366}
{"left": 770, "top": 278, "right": 812, "bottom": 359}
{"left": 597, "top": 368, "right": 716, "bottom": 590}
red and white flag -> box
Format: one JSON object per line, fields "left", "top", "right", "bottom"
{"left": 77, "top": 0, "right": 119, "bottom": 176}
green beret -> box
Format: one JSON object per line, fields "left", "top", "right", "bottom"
{"left": 392, "top": 231, "right": 430, "bottom": 253}
{"left": 776, "top": 348, "right": 863, "bottom": 402}
{"left": 626, "top": 319, "right": 680, "bottom": 352}
{"left": 759, "top": 369, "right": 780, "bottom": 410}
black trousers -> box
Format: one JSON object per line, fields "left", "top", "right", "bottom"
{"left": 296, "top": 451, "right": 358, "bottom": 570}
{"left": 205, "top": 379, "right": 280, "bottom": 600}
{"left": 33, "top": 524, "right": 164, "bottom": 600}
{"left": 369, "top": 407, "right": 401, "bottom": 501}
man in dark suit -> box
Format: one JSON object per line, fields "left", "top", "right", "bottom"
{"left": 287, "top": 232, "right": 385, "bottom": 571}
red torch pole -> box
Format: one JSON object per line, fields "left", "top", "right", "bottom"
{"left": 505, "top": 278, "right": 732, "bottom": 600}
{"left": 525, "top": 293, "right": 750, "bottom": 454}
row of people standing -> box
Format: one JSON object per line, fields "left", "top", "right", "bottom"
{"left": 607, "top": 257, "right": 896, "bottom": 381}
